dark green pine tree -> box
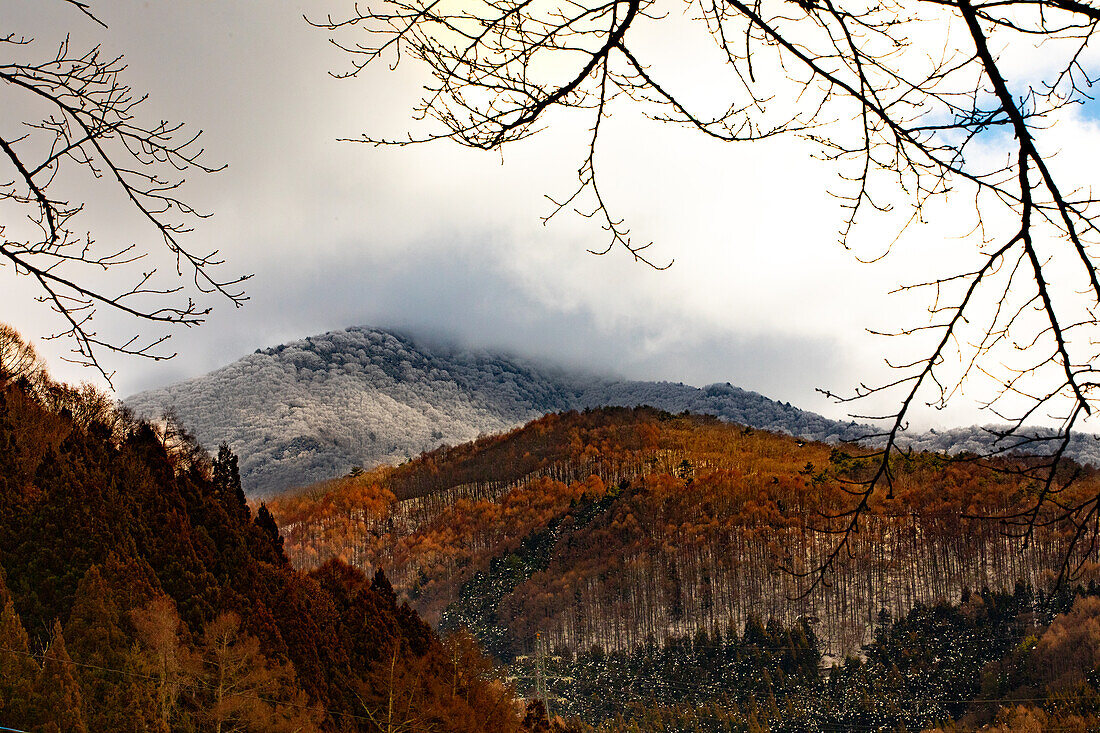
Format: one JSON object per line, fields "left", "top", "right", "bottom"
{"left": 64, "top": 565, "right": 159, "bottom": 733}
{"left": 212, "top": 443, "right": 248, "bottom": 521}
{"left": 65, "top": 566, "right": 127, "bottom": 668}
{"left": 371, "top": 567, "right": 398, "bottom": 606}
{"left": 254, "top": 502, "right": 285, "bottom": 556}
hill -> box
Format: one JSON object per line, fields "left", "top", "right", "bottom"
{"left": 0, "top": 348, "right": 554, "bottom": 732}
{"left": 268, "top": 406, "right": 1100, "bottom": 729}
{"left": 269, "top": 406, "right": 1100, "bottom": 659}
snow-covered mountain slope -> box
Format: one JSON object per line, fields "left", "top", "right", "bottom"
{"left": 125, "top": 326, "right": 1100, "bottom": 495}
{"left": 124, "top": 327, "right": 869, "bottom": 494}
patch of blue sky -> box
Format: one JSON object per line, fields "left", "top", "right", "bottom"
{"left": 1076, "top": 95, "right": 1100, "bottom": 123}
{"left": 909, "top": 80, "right": 1099, "bottom": 157}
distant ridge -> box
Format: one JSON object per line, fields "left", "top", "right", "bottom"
{"left": 125, "top": 326, "right": 1100, "bottom": 495}
{"left": 125, "top": 327, "right": 868, "bottom": 494}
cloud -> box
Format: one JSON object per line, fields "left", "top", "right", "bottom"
{"left": 117, "top": 237, "right": 851, "bottom": 418}
{"left": 5, "top": 1, "right": 1100, "bottom": 437}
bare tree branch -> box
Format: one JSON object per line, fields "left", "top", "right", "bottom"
{"left": 1, "top": 3, "right": 248, "bottom": 385}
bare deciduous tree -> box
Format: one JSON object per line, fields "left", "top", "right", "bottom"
{"left": 1, "top": 1, "right": 247, "bottom": 384}
{"left": 0, "top": 321, "right": 44, "bottom": 385}
{"left": 315, "top": 0, "right": 1100, "bottom": 587}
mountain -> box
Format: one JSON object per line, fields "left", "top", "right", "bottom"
{"left": 10, "top": 322, "right": 1100, "bottom": 732}
{"left": 124, "top": 327, "right": 869, "bottom": 494}
{"left": 125, "top": 326, "right": 1100, "bottom": 496}
{"left": 268, "top": 406, "right": 1100, "bottom": 729}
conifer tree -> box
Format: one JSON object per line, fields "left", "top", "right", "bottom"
{"left": 64, "top": 565, "right": 146, "bottom": 733}
{"left": 0, "top": 570, "right": 36, "bottom": 730}
{"left": 213, "top": 443, "right": 247, "bottom": 520}
{"left": 371, "top": 568, "right": 398, "bottom": 606}
{"left": 65, "top": 565, "right": 127, "bottom": 668}
{"left": 32, "top": 620, "right": 87, "bottom": 733}
{"left": 254, "top": 503, "right": 285, "bottom": 557}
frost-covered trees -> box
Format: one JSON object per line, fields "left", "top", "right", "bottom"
{"left": 127, "top": 326, "right": 1100, "bottom": 495}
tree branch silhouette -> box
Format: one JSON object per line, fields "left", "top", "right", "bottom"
{"left": 318, "top": 0, "right": 1100, "bottom": 589}
{"left": 1, "top": 2, "right": 248, "bottom": 385}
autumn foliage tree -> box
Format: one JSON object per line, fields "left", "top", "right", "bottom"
{"left": 195, "top": 612, "right": 319, "bottom": 733}
{"left": 129, "top": 595, "right": 194, "bottom": 732}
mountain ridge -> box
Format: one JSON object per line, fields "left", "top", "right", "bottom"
{"left": 124, "top": 325, "right": 1100, "bottom": 495}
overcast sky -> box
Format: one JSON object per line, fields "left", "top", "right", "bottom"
{"left": 4, "top": 0, "right": 1100, "bottom": 430}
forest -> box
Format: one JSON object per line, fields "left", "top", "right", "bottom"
{"left": 9, "top": 325, "right": 1100, "bottom": 730}
{"left": 0, "top": 332, "right": 563, "bottom": 732}
{"left": 553, "top": 583, "right": 1100, "bottom": 730}
{"left": 270, "top": 407, "right": 1100, "bottom": 656}
{"left": 269, "top": 406, "right": 1100, "bottom": 729}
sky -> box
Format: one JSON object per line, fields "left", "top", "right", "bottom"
{"left": 4, "top": 0, "right": 1100, "bottom": 431}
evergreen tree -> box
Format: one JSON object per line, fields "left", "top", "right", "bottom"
{"left": 64, "top": 565, "right": 149, "bottom": 733}
{"left": 254, "top": 502, "right": 285, "bottom": 556}
{"left": 0, "top": 572, "right": 36, "bottom": 730}
{"left": 32, "top": 621, "right": 87, "bottom": 733}
{"left": 213, "top": 443, "right": 247, "bottom": 520}
{"left": 371, "top": 568, "right": 398, "bottom": 606}
{"left": 65, "top": 565, "right": 127, "bottom": 667}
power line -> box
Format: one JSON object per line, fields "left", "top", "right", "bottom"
{"left": 0, "top": 645, "right": 372, "bottom": 725}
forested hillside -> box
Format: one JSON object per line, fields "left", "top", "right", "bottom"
{"left": 0, "top": 340, "right": 559, "bottom": 732}
{"left": 267, "top": 407, "right": 1100, "bottom": 728}
{"left": 126, "top": 326, "right": 1100, "bottom": 496}
{"left": 8, "top": 331, "right": 1100, "bottom": 731}
{"left": 556, "top": 584, "right": 1100, "bottom": 730}
{"left": 270, "top": 407, "right": 1100, "bottom": 661}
